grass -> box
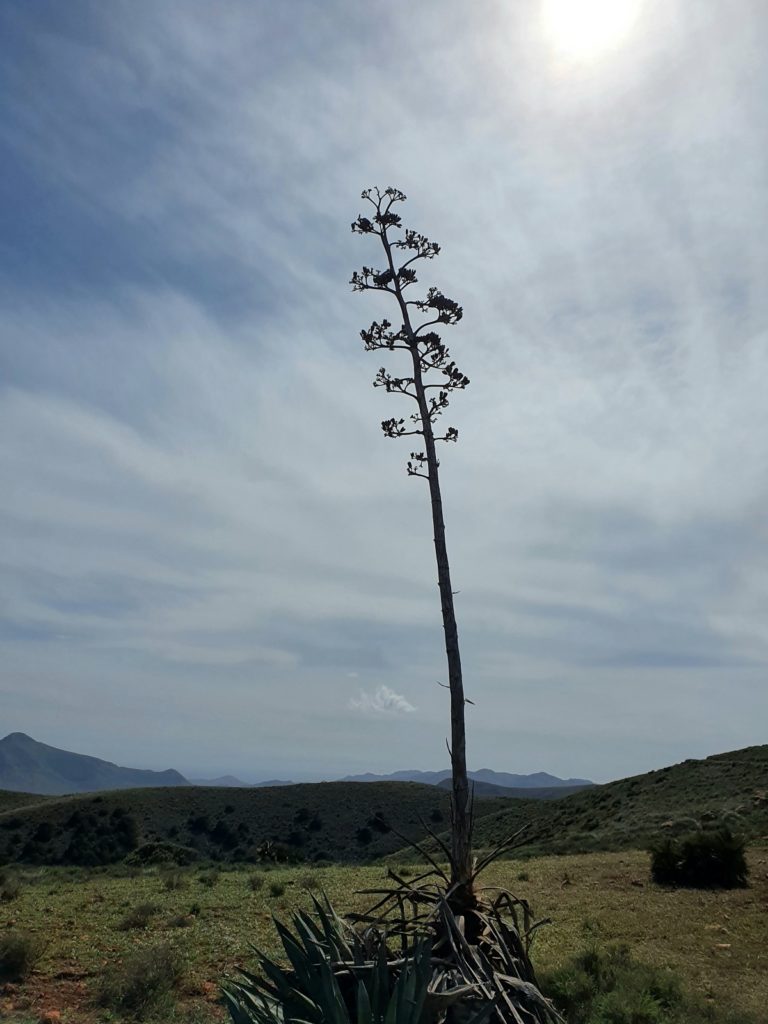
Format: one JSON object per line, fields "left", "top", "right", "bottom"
{"left": 95, "top": 941, "right": 186, "bottom": 1019}
{"left": 0, "top": 848, "right": 765, "bottom": 1022}
{"left": 117, "top": 900, "right": 160, "bottom": 930}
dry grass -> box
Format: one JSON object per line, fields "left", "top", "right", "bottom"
{"left": 0, "top": 848, "right": 765, "bottom": 1022}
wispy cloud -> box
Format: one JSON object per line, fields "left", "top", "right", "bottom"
{"left": 350, "top": 686, "right": 416, "bottom": 715}
{"left": 0, "top": 1, "right": 766, "bottom": 781}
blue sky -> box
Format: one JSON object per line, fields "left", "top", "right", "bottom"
{"left": 1, "top": 0, "right": 767, "bottom": 783}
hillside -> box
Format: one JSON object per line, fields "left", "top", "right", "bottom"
{"left": 435, "top": 778, "right": 591, "bottom": 800}
{"left": 0, "top": 781, "right": 507, "bottom": 867}
{"left": 470, "top": 744, "right": 768, "bottom": 856}
{"left": 0, "top": 789, "right": 52, "bottom": 814}
{"left": 0, "top": 733, "right": 189, "bottom": 795}
{"left": 3, "top": 744, "right": 765, "bottom": 868}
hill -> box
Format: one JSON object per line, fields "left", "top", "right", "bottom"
{"left": 0, "top": 788, "right": 52, "bottom": 814}
{"left": 3, "top": 743, "right": 765, "bottom": 868}
{"left": 435, "top": 777, "right": 591, "bottom": 800}
{"left": 0, "top": 780, "right": 508, "bottom": 867}
{"left": 343, "top": 767, "right": 592, "bottom": 788}
{"left": 0, "top": 733, "right": 189, "bottom": 795}
{"left": 468, "top": 743, "right": 768, "bottom": 856}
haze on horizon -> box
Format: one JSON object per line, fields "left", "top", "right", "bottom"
{"left": 1, "top": 1, "right": 767, "bottom": 787}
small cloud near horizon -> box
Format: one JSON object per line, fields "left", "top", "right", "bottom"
{"left": 349, "top": 686, "right": 416, "bottom": 715}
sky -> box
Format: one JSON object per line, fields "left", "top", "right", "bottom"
{"left": 1, "top": 0, "right": 767, "bottom": 784}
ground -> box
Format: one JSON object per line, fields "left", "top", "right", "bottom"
{"left": 1, "top": 847, "right": 766, "bottom": 1022}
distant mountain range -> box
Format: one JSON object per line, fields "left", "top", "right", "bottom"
{"left": 0, "top": 733, "right": 592, "bottom": 797}
{"left": 189, "top": 775, "right": 250, "bottom": 788}
{"left": 0, "top": 733, "right": 189, "bottom": 795}
{"left": 342, "top": 768, "right": 593, "bottom": 790}
{"left": 189, "top": 776, "right": 294, "bottom": 788}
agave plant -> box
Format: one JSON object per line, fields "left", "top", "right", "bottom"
{"left": 223, "top": 896, "right": 432, "bottom": 1024}
{"left": 224, "top": 888, "right": 560, "bottom": 1024}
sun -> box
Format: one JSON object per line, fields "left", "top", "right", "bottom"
{"left": 541, "top": 0, "right": 643, "bottom": 61}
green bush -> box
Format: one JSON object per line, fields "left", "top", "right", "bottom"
{"left": 125, "top": 841, "right": 199, "bottom": 867}
{"left": 167, "top": 912, "right": 194, "bottom": 928}
{"left": 0, "top": 869, "right": 21, "bottom": 902}
{"left": 118, "top": 901, "right": 160, "bottom": 931}
{"left": 96, "top": 942, "right": 185, "bottom": 1019}
{"left": 297, "top": 870, "right": 320, "bottom": 891}
{"left": 268, "top": 880, "right": 286, "bottom": 898}
{"left": 542, "top": 942, "right": 683, "bottom": 1024}
{"left": 198, "top": 868, "right": 220, "bottom": 888}
{"left": 541, "top": 939, "right": 761, "bottom": 1024}
{"left": 0, "top": 931, "right": 45, "bottom": 982}
{"left": 247, "top": 872, "right": 265, "bottom": 891}
{"left": 650, "top": 828, "right": 748, "bottom": 889}
{"left": 160, "top": 867, "right": 187, "bottom": 891}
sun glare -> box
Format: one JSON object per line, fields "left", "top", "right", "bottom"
{"left": 541, "top": 0, "right": 642, "bottom": 61}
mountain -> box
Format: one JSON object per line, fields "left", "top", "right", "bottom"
{"left": 343, "top": 767, "right": 593, "bottom": 790}
{"left": 190, "top": 775, "right": 251, "bottom": 788}
{"left": 470, "top": 768, "right": 593, "bottom": 789}
{"left": 0, "top": 733, "right": 190, "bottom": 795}
{"left": 188, "top": 776, "right": 295, "bottom": 788}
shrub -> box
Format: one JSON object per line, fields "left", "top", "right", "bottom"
{"left": 167, "top": 913, "right": 194, "bottom": 928}
{"left": 247, "top": 872, "right": 264, "bottom": 891}
{"left": 126, "top": 841, "right": 199, "bottom": 867}
{"left": 118, "top": 901, "right": 160, "bottom": 931}
{"left": 368, "top": 811, "right": 390, "bottom": 834}
{"left": 188, "top": 814, "right": 210, "bottom": 835}
{"left": 542, "top": 942, "right": 684, "bottom": 1024}
{"left": 650, "top": 828, "right": 748, "bottom": 889}
{"left": 268, "top": 881, "right": 286, "bottom": 898}
{"left": 60, "top": 810, "right": 140, "bottom": 866}
{"left": 211, "top": 820, "right": 238, "bottom": 850}
{"left": 296, "top": 870, "right": 320, "bottom": 891}
{"left": 0, "top": 931, "right": 45, "bottom": 981}
{"left": 257, "top": 839, "right": 302, "bottom": 864}
{"left": 198, "top": 868, "right": 220, "bottom": 888}
{"left": 0, "top": 870, "right": 21, "bottom": 902}
{"left": 160, "top": 868, "right": 187, "bottom": 891}
{"left": 32, "top": 821, "right": 54, "bottom": 843}
{"left": 96, "top": 942, "right": 185, "bottom": 1019}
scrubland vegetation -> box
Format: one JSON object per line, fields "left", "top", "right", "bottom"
{"left": 0, "top": 848, "right": 765, "bottom": 1022}
{"left": 2, "top": 745, "right": 765, "bottom": 872}
{"left": 0, "top": 742, "right": 766, "bottom": 1022}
